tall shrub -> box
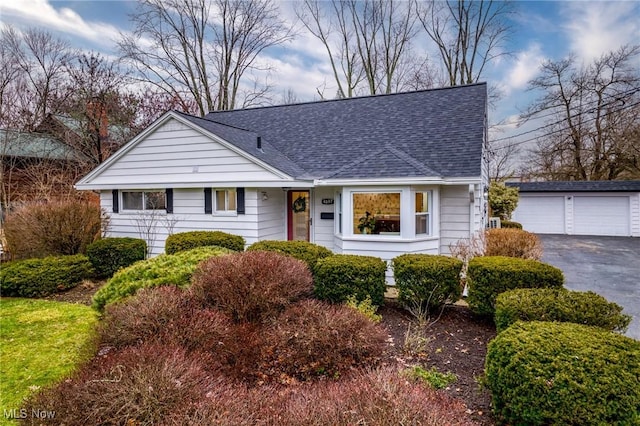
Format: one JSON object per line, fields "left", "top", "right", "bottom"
{"left": 86, "top": 237, "right": 146, "bottom": 278}
{"left": 393, "top": 254, "right": 463, "bottom": 311}
{"left": 488, "top": 182, "right": 519, "bottom": 220}
{"left": 3, "top": 199, "right": 105, "bottom": 259}
{"left": 467, "top": 256, "right": 564, "bottom": 317}
{"left": 314, "top": 254, "right": 387, "bottom": 306}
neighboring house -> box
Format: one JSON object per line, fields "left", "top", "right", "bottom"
{"left": 1, "top": 129, "right": 88, "bottom": 218}
{"left": 507, "top": 181, "right": 640, "bottom": 237}
{"left": 76, "top": 83, "right": 489, "bottom": 278}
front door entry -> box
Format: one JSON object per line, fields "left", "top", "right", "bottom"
{"left": 287, "top": 190, "right": 310, "bottom": 241}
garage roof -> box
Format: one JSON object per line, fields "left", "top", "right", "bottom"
{"left": 507, "top": 181, "right": 640, "bottom": 192}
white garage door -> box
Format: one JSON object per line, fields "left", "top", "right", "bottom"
{"left": 512, "top": 196, "right": 565, "bottom": 234}
{"left": 573, "top": 196, "right": 630, "bottom": 236}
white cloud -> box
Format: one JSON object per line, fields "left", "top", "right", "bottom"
{"left": 561, "top": 1, "right": 640, "bottom": 63}
{"left": 0, "top": 0, "right": 123, "bottom": 48}
{"left": 499, "top": 43, "right": 546, "bottom": 96}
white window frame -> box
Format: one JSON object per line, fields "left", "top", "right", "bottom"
{"left": 336, "top": 191, "right": 343, "bottom": 235}
{"left": 121, "top": 190, "right": 166, "bottom": 212}
{"left": 415, "top": 191, "right": 432, "bottom": 236}
{"left": 214, "top": 189, "right": 237, "bottom": 215}
{"left": 350, "top": 189, "right": 403, "bottom": 237}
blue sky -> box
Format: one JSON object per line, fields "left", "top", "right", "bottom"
{"left": 1, "top": 0, "right": 639, "bottom": 148}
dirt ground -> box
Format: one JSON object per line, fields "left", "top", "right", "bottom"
{"left": 46, "top": 284, "right": 497, "bottom": 426}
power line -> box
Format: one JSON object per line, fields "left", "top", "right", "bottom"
{"left": 490, "top": 99, "right": 640, "bottom": 151}
{"left": 492, "top": 87, "right": 640, "bottom": 131}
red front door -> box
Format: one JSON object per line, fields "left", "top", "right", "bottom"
{"left": 287, "top": 190, "right": 310, "bottom": 241}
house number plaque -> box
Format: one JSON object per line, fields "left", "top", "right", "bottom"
{"left": 321, "top": 198, "right": 334, "bottom": 205}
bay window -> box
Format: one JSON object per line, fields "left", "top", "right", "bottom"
{"left": 415, "top": 191, "right": 431, "bottom": 235}
{"left": 352, "top": 192, "right": 401, "bottom": 235}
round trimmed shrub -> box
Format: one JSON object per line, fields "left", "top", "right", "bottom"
{"left": 92, "top": 246, "right": 232, "bottom": 311}
{"left": 467, "top": 256, "right": 564, "bottom": 317}
{"left": 495, "top": 288, "right": 631, "bottom": 333}
{"left": 247, "top": 240, "right": 333, "bottom": 273}
{"left": 314, "top": 254, "right": 387, "bottom": 306}
{"left": 263, "top": 299, "right": 387, "bottom": 381}
{"left": 100, "top": 286, "right": 234, "bottom": 356}
{"left": 499, "top": 220, "right": 522, "bottom": 229}
{"left": 393, "top": 254, "right": 463, "bottom": 310}
{"left": 190, "top": 250, "right": 313, "bottom": 323}
{"left": 0, "top": 254, "right": 94, "bottom": 297}
{"left": 485, "top": 321, "right": 640, "bottom": 425}
{"left": 86, "top": 237, "right": 146, "bottom": 278}
{"left": 165, "top": 231, "right": 245, "bottom": 254}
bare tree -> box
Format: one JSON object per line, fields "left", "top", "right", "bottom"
{"left": 0, "top": 27, "right": 72, "bottom": 129}
{"left": 119, "top": 0, "right": 293, "bottom": 115}
{"left": 417, "top": 0, "right": 513, "bottom": 86}
{"left": 296, "top": 0, "right": 433, "bottom": 97}
{"left": 60, "top": 52, "right": 134, "bottom": 165}
{"left": 523, "top": 45, "right": 640, "bottom": 181}
{"left": 488, "top": 138, "right": 520, "bottom": 181}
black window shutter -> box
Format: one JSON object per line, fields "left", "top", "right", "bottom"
{"left": 236, "top": 187, "right": 245, "bottom": 214}
{"left": 165, "top": 188, "right": 173, "bottom": 213}
{"left": 204, "top": 188, "right": 212, "bottom": 214}
{"left": 112, "top": 189, "right": 119, "bottom": 213}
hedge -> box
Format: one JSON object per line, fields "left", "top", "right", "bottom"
{"left": 393, "top": 254, "right": 463, "bottom": 310}
{"left": 485, "top": 321, "right": 640, "bottom": 425}
{"left": 467, "top": 256, "right": 564, "bottom": 317}
{"left": 495, "top": 288, "right": 631, "bottom": 333}
{"left": 246, "top": 240, "right": 333, "bottom": 273}
{"left": 314, "top": 254, "right": 387, "bottom": 306}
{"left": 92, "top": 246, "right": 232, "bottom": 311}
{"left": 499, "top": 220, "right": 522, "bottom": 229}
{"left": 86, "top": 237, "right": 147, "bottom": 278}
{"left": 0, "top": 255, "right": 94, "bottom": 297}
{"left": 165, "top": 231, "right": 245, "bottom": 254}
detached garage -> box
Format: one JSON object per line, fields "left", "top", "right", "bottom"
{"left": 507, "top": 181, "right": 640, "bottom": 237}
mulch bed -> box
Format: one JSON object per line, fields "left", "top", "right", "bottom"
{"left": 46, "top": 284, "right": 497, "bottom": 426}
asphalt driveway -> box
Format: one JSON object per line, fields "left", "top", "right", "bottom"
{"left": 539, "top": 235, "right": 640, "bottom": 340}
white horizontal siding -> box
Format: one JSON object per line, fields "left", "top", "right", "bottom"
{"left": 257, "top": 189, "right": 286, "bottom": 241}
{"left": 91, "top": 118, "right": 285, "bottom": 186}
{"left": 340, "top": 237, "right": 440, "bottom": 284}
{"left": 102, "top": 188, "right": 261, "bottom": 256}
{"left": 440, "top": 185, "right": 472, "bottom": 254}
{"left": 632, "top": 193, "right": 640, "bottom": 237}
{"left": 313, "top": 187, "right": 336, "bottom": 251}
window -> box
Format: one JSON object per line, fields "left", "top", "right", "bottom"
{"left": 415, "top": 191, "right": 431, "bottom": 235}
{"left": 122, "top": 191, "right": 165, "bottom": 211}
{"left": 215, "top": 189, "right": 236, "bottom": 213}
{"left": 352, "top": 192, "right": 400, "bottom": 235}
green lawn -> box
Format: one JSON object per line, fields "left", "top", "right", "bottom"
{"left": 0, "top": 298, "right": 98, "bottom": 424}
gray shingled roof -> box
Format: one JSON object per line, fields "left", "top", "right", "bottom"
{"left": 0, "top": 130, "right": 86, "bottom": 161}
{"left": 507, "top": 181, "right": 640, "bottom": 192}
{"left": 182, "top": 83, "right": 487, "bottom": 180}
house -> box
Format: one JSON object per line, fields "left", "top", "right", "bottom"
{"left": 507, "top": 181, "right": 640, "bottom": 237}
{"left": 1, "top": 129, "right": 89, "bottom": 217}
{"left": 76, "top": 83, "right": 489, "bottom": 277}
